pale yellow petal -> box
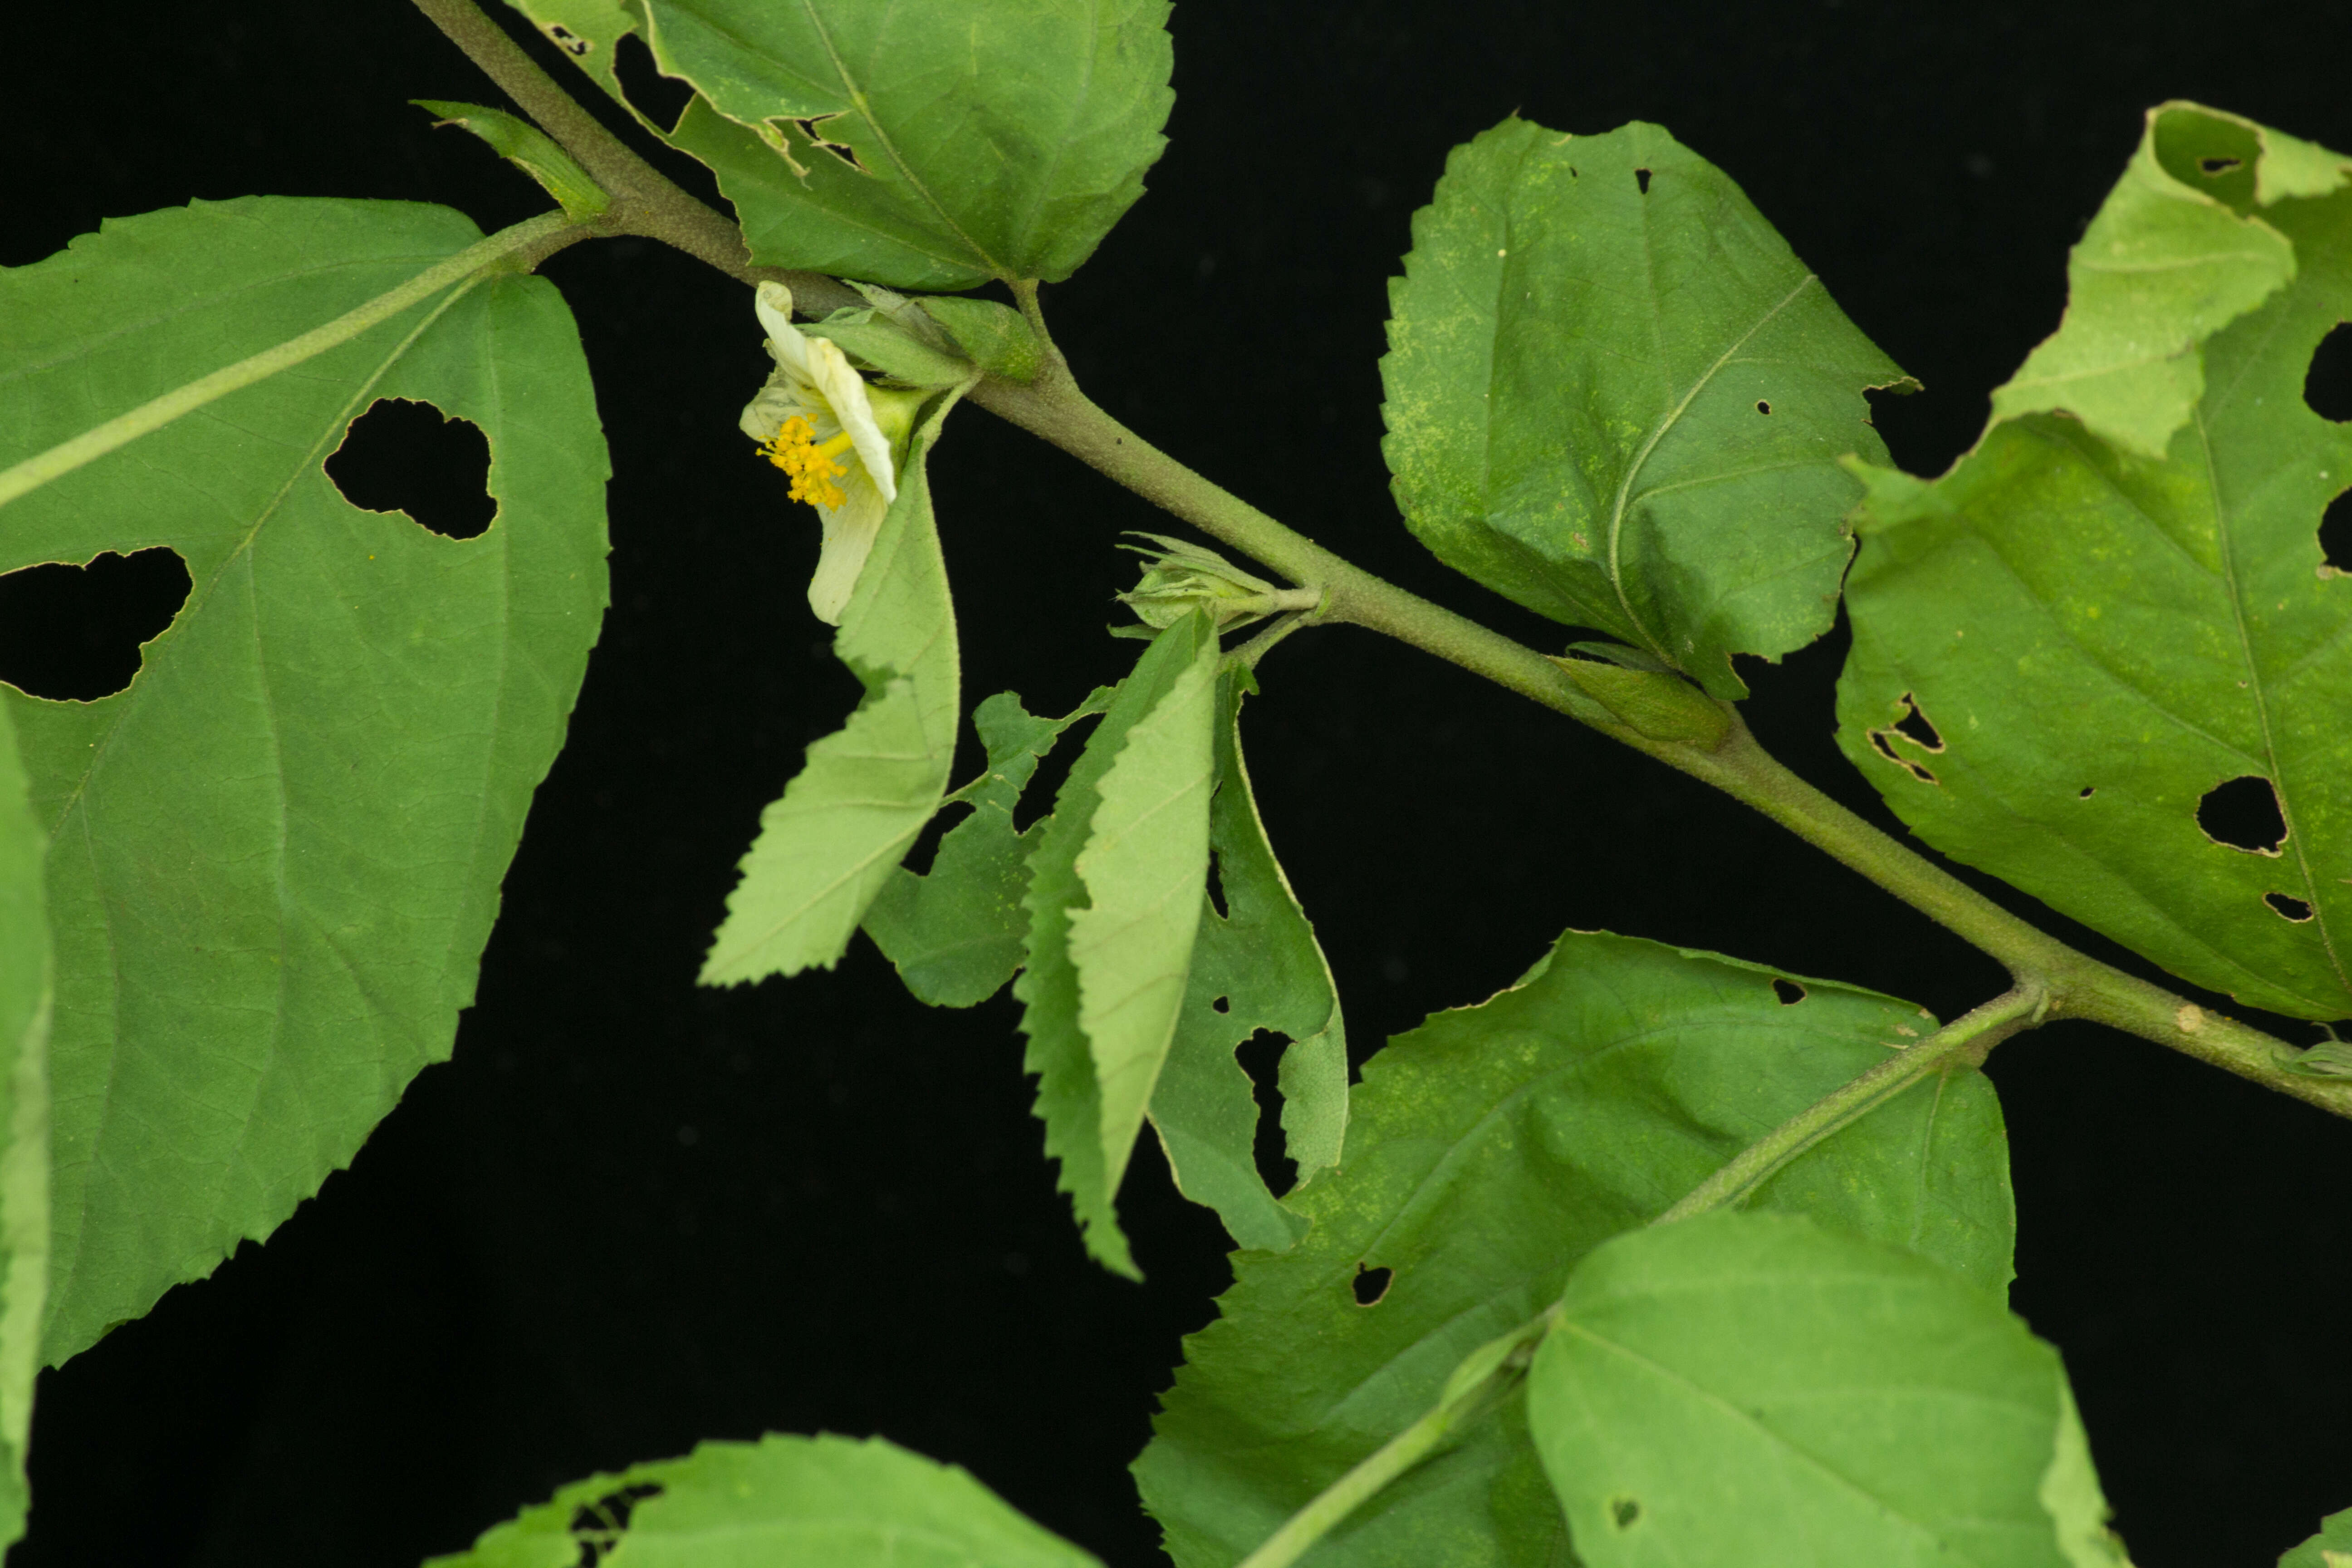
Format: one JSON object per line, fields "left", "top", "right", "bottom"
{"left": 806, "top": 472, "right": 890, "bottom": 625}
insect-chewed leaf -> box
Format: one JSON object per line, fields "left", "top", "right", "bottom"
{"left": 1839, "top": 104, "right": 2352, "bottom": 1021}
{"left": 1529, "top": 1212, "right": 2128, "bottom": 1568}
{"left": 1136, "top": 930, "right": 2010, "bottom": 1568}
{"left": 426, "top": 1431, "right": 1102, "bottom": 1568}
{"left": 699, "top": 417, "right": 960, "bottom": 988}
{"left": 0, "top": 705, "right": 48, "bottom": 1551}
{"left": 1146, "top": 669, "right": 1348, "bottom": 1255}
{"left": 1382, "top": 117, "right": 1912, "bottom": 698}
{"left": 637, "top": 0, "right": 1173, "bottom": 289}
{"left": 862, "top": 687, "right": 1113, "bottom": 1008}
{"left": 1014, "top": 612, "right": 1218, "bottom": 1280}
{"left": 0, "top": 197, "right": 609, "bottom": 1364}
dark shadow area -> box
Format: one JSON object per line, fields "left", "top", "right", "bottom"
{"left": 612, "top": 34, "right": 694, "bottom": 135}
{"left": 325, "top": 399, "right": 496, "bottom": 540}
{"left": 0, "top": 549, "right": 191, "bottom": 701}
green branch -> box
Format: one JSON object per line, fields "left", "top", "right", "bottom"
{"left": 0, "top": 211, "right": 579, "bottom": 512}
{"left": 403, "top": 0, "right": 2352, "bottom": 1126}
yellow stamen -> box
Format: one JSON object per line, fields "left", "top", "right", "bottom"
{"left": 758, "top": 415, "right": 858, "bottom": 510}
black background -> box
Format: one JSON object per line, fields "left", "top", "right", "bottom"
{"left": 4, "top": 1, "right": 2349, "bottom": 1564}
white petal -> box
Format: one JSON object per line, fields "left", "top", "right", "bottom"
{"left": 806, "top": 471, "right": 890, "bottom": 625}
{"left": 740, "top": 372, "right": 813, "bottom": 443}
{"left": 803, "top": 335, "right": 900, "bottom": 506}
{"left": 754, "top": 281, "right": 815, "bottom": 379}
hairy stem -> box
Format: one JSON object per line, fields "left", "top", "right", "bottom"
{"left": 0, "top": 211, "right": 579, "bottom": 512}
{"left": 409, "top": 0, "right": 2352, "bottom": 1124}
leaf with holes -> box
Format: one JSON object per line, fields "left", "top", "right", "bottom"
{"left": 0, "top": 705, "right": 49, "bottom": 1550}
{"left": 1527, "top": 1211, "right": 2128, "bottom": 1568}
{"left": 1839, "top": 106, "right": 2352, "bottom": 1021}
{"left": 699, "top": 409, "right": 961, "bottom": 989}
{"left": 1990, "top": 102, "right": 2352, "bottom": 459}
{"left": 1015, "top": 611, "right": 1218, "bottom": 1280}
{"left": 862, "top": 686, "right": 1113, "bottom": 1008}
{"left": 0, "top": 197, "right": 609, "bottom": 1363}
{"left": 425, "top": 1431, "right": 1103, "bottom": 1568}
{"left": 1382, "top": 117, "right": 1913, "bottom": 699}
{"left": 2280, "top": 1505, "right": 2352, "bottom": 1568}
{"left": 640, "top": 0, "right": 1174, "bottom": 289}
{"left": 1146, "top": 668, "right": 1348, "bottom": 1254}
{"left": 1135, "top": 930, "right": 2011, "bottom": 1568}
{"left": 497, "top": 0, "right": 662, "bottom": 131}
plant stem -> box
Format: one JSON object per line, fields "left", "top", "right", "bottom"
{"left": 407, "top": 0, "right": 862, "bottom": 314}
{"left": 0, "top": 211, "right": 578, "bottom": 512}
{"left": 1655, "top": 987, "right": 2043, "bottom": 1225}
{"left": 408, "top": 0, "right": 2352, "bottom": 1125}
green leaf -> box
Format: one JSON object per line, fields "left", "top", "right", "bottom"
{"left": 1013, "top": 612, "right": 1217, "bottom": 1279}
{"left": 2280, "top": 1505, "right": 2352, "bottom": 1568}
{"left": 699, "top": 415, "right": 960, "bottom": 987}
{"left": 640, "top": 0, "right": 1175, "bottom": 289}
{"left": 0, "top": 705, "right": 50, "bottom": 1550}
{"left": 425, "top": 1431, "right": 1102, "bottom": 1568}
{"left": 1136, "top": 930, "right": 2011, "bottom": 1568}
{"left": 1991, "top": 103, "right": 2352, "bottom": 459}
{"left": 0, "top": 197, "right": 609, "bottom": 1364}
{"left": 1382, "top": 117, "right": 1913, "bottom": 699}
{"left": 1528, "top": 1211, "right": 2127, "bottom": 1568}
{"left": 862, "top": 687, "right": 1113, "bottom": 1008}
{"left": 412, "top": 101, "right": 609, "bottom": 219}
{"left": 1147, "top": 669, "right": 1348, "bottom": 1254}
{"left": 921, "top": 296, "right": 1044, "bottom": 384}
{"left": 1838, "top": 113, "right": 2352, "bottom": 1021}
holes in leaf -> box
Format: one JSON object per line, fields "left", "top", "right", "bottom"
{"left": 1755, "top": 399, "right": 1772, "bottom": 415}
{"left": 2199, "top": 155, "right": 2244, "bottom": 175}
{"left": 2267, "top": 892, "right": 2317, "bottom": 922}
{"left": 612, "top": 32, "right": 692, "bottom": 133}
{"left": 2321, "top": 489, "right": 2351, "bottom": 573}
{"left": 1210, "top": 995, "right": 1232, "bottom": 1014}
{"left": 1237, "top": 1029, "right": 1298, "bottom": 1195}
{"left": 568, "top": 1483, "right": 663, "bottom": 1567}
{"left": 542, "top": 21, "right": 591, "bottom": 56}
{"left": 326, "top": 398, "right": 496, "bottom": 539}
{"left": 1890, "top": 692, "right": 1944, "bottom": 751}
{"left": 1772, "top": 978, "right": 1806, "bottom": 1005}
{"left": 787, "top": 114, "right": 870, "bottom": 174}
{"left": 1204, "top": 853, "right": 1230, "bottom": 919}
{"left": 0, "top": 548, "right": 191, "bottom": 701}
{"left": 1634, "top": 166, "right": 1653, "bottom": 195}
{"left": 1865, "top": 693, "right": 1943, "bottom": 784}
{"left": 1609, "top": 1497, "right": 1643, "bottom": 1530}
{"left": 2306, "top": 323, "right": 2352, "bottom": 422}
{"left": 1351, "top": 1264, "right": 1393, "bottom": 1306}
{"left": 2197, "top": 774, "right": 2288, "bottom": 855}
{"left": 2079, "top": 786, "right": 2096, "bottom": 799}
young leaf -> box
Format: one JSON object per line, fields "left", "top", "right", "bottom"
{"left": 0, "top": 705, "right": 50, "bottom": 1551}
{"left": 1528, "top": 1211, "right": 2127, "bottom": 1568}
{"left": 2280, "top": 1506, "right": 2352, "bottom": 1568}
{"left": 425, "top": 1431, "right": 1102, "bottom": 1568}
{"left": 1839, "top": 107, "right": 2352, "bottom": 1020}
{"left": 1147, "top": 669, "right": 1348, "bottom": 1254}
{"left": 1991, "top": 103, "right": 2352, "bottom": 458}
{"left": 862, "top": 687, "right": 1114, "bottom": 1008}
{"left": 639, "top": 0, "right": 1175, "bottom": 289}
{"left": 1014, "top": 612, "right": 1218, "bottom": 1279}
{"left": 1382, "top": 117, "right": 1913, "bottom": 698}
{"left": 1136, "top": 930, "right": 2010, "bottom": 1568}
{"left": 0, "top": 198, "right": 609, "bottom": 1364}
{"left": 699, "top": 416, "right": 960, "bottom": 987}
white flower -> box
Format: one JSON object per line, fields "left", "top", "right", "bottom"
{"left": 741, "top": 281, "right": 922, "bottom": 624}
